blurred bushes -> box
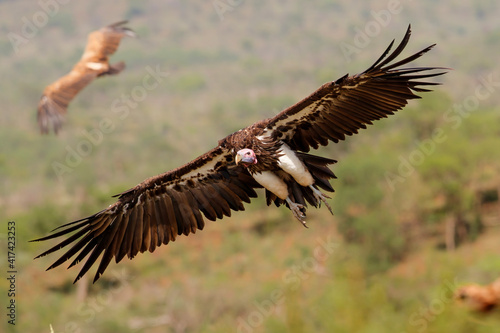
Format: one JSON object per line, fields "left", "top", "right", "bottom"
{"left": 2, "top": 1, "right": 500, "bottom": 332}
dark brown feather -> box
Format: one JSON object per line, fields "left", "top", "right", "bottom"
{"left": 263, "top": 25, "right": 447, "bottom": 152}
{"left": 112, "top": 214, "right": 129, "bottom": 263}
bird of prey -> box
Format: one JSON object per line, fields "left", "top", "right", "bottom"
{"left": 456, "top": 278, "right": 500, "bottom": 312}
{"left": 32, "top": 25, "right": 446, "bottom": 283}
{"left": 37, "top": 21, "right": 135, "bottom": 134}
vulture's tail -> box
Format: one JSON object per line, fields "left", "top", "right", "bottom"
{"left": 266, "top": 152, "right": 337, "bottom": 210}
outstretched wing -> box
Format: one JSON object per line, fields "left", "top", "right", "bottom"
{"left": 261, "top": 25, "right": 447, "bottom": 152}
{"left": 37, "top": 71, "right": 97, "bottom": 134}
{"left": 81, "top": 20, "right": 136, "bottom": 63}
{"left": 37, "top": 21, "right": 134, "bottom": 134}
{"left": 31, "top": 146, "right": 261, "bottom": 283}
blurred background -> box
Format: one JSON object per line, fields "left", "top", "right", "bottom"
{"left": 1, "top": 0, "right": 500, "bottom": 332}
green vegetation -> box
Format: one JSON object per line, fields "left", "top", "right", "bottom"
{"left": 1, "top": 1, "right": 500, "bottom": 332}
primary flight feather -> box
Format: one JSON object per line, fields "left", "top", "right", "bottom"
{"left": 32, "top": 25, "right": 447, "bottom": 283}
{"left": 37, "top": 21, "right": 136, "bottom": 134}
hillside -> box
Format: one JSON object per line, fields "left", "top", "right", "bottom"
{"left": 1, "top": 1, "right": 500, "bottom": 332}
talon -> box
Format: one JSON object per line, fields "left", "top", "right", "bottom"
{"left": 309, "top": 185, "right": 333, "bottom": 215}
{"left": 286, "top": 197, "right": 308, "bottom": 227}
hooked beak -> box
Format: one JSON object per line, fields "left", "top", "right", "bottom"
{"left": 235, "top": 150, "right": 257, "bottom": 166}
{"left": 235, "top": 154, "right": 255, "bottom": 165}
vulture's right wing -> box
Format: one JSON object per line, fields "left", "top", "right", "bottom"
{"left": 32, "top": 145, "right": 261, "bottom": 283}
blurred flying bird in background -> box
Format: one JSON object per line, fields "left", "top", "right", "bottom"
{"left": 37, "top": 21, "right": 135, "bottom": 134}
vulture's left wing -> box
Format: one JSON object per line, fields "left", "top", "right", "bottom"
{"left": 31, "top": 146, "right": 261, "bottom": 283}
{"left": 261, "top": 25, "right": 447, "bottom": 152}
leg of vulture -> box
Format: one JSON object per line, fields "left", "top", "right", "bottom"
{"left": 285, "top": 197, "right": 308, "bottom": 227}
{"left": 309, "top": 185, "right": 333, "bottom": 214}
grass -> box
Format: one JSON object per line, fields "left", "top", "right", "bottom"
{"left": 2, "top": 1, "right": 500, "bottom": 332}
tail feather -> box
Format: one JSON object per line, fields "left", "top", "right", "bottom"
{"left": 98, "top": 61, "right": 125, "bottom": 77}
{"left": 265, "top": 152, "right": 336, "bottom": 210}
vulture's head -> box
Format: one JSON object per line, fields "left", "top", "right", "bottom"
{"left": 235, "top": 148, "right": 257, "bottom": 167}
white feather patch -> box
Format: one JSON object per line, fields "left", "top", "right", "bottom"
{"left": 164, "top": 149, "right": 227, "bottom": 188}
{"left": 256, "top": 133, "right": 269, "bottom": 141}
{"left": 86, "top": 62, "right": 105, "bottom": 70}
{"left": 277, "top": 100, "right": 327, "bottom": 128}
{"left": 252, "top": 171, "right": 288, "bottom": 200}
{"left": 277, "top": 144, "right": 314, "bottom": 187}
{"left": 179, "top": 155, "right": 220, "bottom": 180}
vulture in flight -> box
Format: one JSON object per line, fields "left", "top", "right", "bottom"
{"left": 32, "top": 25, "right": 447, "bottom": 283}
{"left": 37, "top": 21, "right": 135, "bottom": 134}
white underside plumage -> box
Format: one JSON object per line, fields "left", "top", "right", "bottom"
{"left": 250, "top": 142, "right": 315, "bottom": 200}
{"left": 86, "top": 62, "right": 105, "bottom": 70}
{"left": 252, "top": 171, "right": 288, "bottom": 200}
{"left": 277, "top": 143, "right": 314, "bottom": 186}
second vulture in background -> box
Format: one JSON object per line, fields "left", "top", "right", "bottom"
{"left": 37, "top": 21, "right": 135, "bottom": 134}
